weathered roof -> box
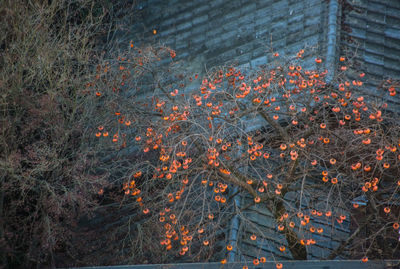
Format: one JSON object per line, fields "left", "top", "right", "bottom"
{"left": 115, "top": 0, "right": 400, "bottom": 103}
{"left": 339, "top": 0, "right": 400, "bottom": 109}
{"left": 125, "top": 0, "right": 330, "bottom": 70}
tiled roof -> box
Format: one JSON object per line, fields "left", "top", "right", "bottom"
{"left": 339, "top": 0, "right": 400, "bottom": 109}
{"left": 123, "top": 0, "right": 329, "bottom": 70}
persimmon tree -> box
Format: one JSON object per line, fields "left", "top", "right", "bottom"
{"left": 91, "top": 43, "right": 400, "bottom": 266}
